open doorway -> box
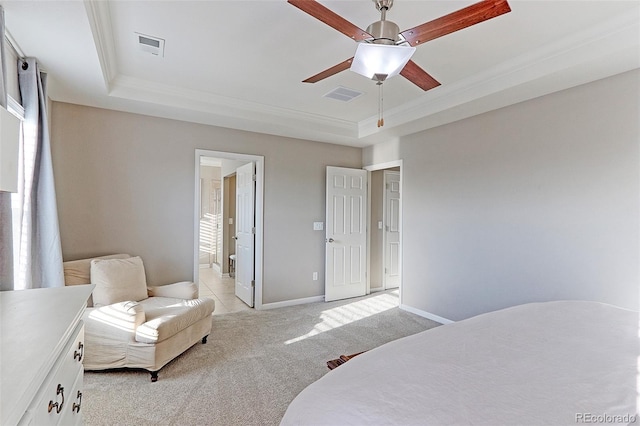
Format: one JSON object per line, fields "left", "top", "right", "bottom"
{"left": 194, "top": 150, "right": 264, "bottom": 313}
{"left": 323, "top": 161, "right": 403, "bottom": 305}
{"left": 369, "top": 167, "right": 401, "bottom": 292}
{"left": 365, "top": 160, "right": 403, "bottom": 300}
{"left": 199, "top": 158, "right": 222, "bottom": 272}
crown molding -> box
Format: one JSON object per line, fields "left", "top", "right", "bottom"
{"left": 4, "top": 30, "right": 25, "bottom": 59}
{"left": 108, "top": 74, "right": 358, "bottom": 140}
{"left": 84, "top": 0, "right": 117, "bottom": 88}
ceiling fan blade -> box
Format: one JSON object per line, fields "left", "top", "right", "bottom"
{"left": 400, "top": 61, "right": 441, "bottom": 91}
{"left": 303, "top": 58, "right": 354, "bottom": 83}
{"left": 400, "top": 0, "right": 511, "bottom": 46}
{"left": 288, "top": 0, "right": 372, "bottom": 41}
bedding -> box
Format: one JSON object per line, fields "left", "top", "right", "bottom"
{"left": 281, "top": 301, "right": 639, "bottom": 425}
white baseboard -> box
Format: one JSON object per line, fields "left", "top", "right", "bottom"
{"left": 400, "top": 303, "right": 454, "bottom": 324}
{"left": 259, "top": 295, "right": 325, "bottom": 311}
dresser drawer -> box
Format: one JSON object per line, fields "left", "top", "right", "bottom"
{"left": 58, "top": 368, "right": 84, "bottom": 426}
{"left": 25, "top": 322, "right": 85, "bottom": 425}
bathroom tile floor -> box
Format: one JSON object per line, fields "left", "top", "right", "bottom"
{"left": 199, "top": 266, "right": 251, "bottom": 315}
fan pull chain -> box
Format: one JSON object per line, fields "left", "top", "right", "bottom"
{"left": 377, "top": 81, "right": 384, "bottom": 128}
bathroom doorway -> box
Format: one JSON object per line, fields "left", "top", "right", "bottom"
{"left": 194, "top": 150, "right": 265, "bottom": 311}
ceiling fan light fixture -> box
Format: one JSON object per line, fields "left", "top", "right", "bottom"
{"left": 350, "top": 43, "right": 416, "bottom": 81}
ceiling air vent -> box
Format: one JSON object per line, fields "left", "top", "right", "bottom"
{"left": 323, "top": 86, "right": 363, "bottom": 102}
{"left": 135, "top": 32, "right": 165, "bottom": 57}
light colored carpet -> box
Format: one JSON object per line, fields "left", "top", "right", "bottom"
{"left": 83, "top": 290, "right": 440, "bottom": 426}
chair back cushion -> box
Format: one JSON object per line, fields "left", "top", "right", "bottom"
{"left": 63, "top": 254, "right": 130, "bottom": 307}
{"left": 91, "top": 256, "right": 149, "bottom": 307}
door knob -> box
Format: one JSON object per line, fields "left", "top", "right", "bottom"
{"left": 326, "top": 238, "right": 334, "bottom": 243}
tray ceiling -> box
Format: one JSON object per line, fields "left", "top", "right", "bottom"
{"left": 3, "top": 1, "right": 639, "bottom": 147}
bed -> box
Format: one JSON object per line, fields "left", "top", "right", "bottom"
{"left": 281, "top": 301, "right": 639, "bottom": 425}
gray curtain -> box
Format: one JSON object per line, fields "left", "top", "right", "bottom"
{"left": 15, "top": 58, "right": 64, "bottom": 288}
{"left": 0, "top": 5, "right": 14, "bottom": 291}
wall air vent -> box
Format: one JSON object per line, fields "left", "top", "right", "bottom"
{"left": 323, "top": 86, "right": 363, "bottom": 102}
{"left": 135, "top": 32, "right": 165, "bottom": 57}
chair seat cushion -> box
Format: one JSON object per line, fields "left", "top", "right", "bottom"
{"left": 135, "top": 297, "right": 215, "bottom": 344}
{"left": 147, "top": 281, "right": 198, "bottom": 299}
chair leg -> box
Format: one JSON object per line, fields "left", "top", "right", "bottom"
{"left": 150, "top": 371, "right": 159, "bottom": 382}
{"left": 202, "top": 335, "right": 208, "bottom": 344}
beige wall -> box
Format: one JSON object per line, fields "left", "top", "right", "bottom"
{"left": 50, "top": 102, "right": 362, "bottom": 304}
{"left": 364, "top": 69, "right": 640, "bottom": 321}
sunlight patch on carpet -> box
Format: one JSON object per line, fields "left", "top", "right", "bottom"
{"left": 284, "top": 292, "right": 398, "bottom": 345}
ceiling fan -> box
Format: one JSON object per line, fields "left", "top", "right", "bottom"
{"left": 288, "top": 0, "right": 512, "bottom": 91}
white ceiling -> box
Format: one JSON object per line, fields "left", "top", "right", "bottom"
{"left": 2, "top": 1, "right": 639, "bottom": 147}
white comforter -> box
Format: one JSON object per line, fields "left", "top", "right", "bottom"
{"left": 281, "top": 301, "right": 639, "bottom": 426}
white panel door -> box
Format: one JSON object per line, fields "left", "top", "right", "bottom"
{"left": 384, "top": 171, "right": 401, "bottom": 289}
{"left": 235, "top": 162, "right": 255, "bottom": 307}
{"left": 325, "top": 166, "right": 368, "bottom": 302}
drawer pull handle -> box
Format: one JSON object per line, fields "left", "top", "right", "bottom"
{"left": 74, "top": 342, "right": 84, "bottom": 362}
{"left": 47, "top": 384, "right": 64, "bottom": 414}
{"left": 72, "top": 391, "right": 82, "bottom": 413}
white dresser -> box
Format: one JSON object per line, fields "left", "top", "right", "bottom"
{"left": 1, "top": 284, "right": 94, "bottom": 425}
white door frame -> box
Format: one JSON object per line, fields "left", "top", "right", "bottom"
{"left": 364, "top": 160, "right": 403, "bottom": 303}
{"left": 194, "top": 149, "right": 265, "bottom": 310}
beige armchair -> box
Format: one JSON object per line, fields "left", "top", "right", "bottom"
{"left": 63, "top": 254, "right": 215, "bottom": 381}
